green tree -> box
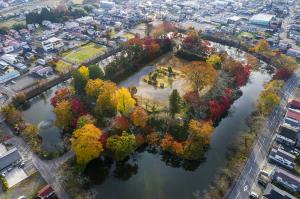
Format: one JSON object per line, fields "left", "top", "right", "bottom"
{"left": 106, "top": 132, "right": 136, "bottom": 161}
{"left": 89, "top": 65, "right": 104, "bottom": 80}
{"left": 169, "top": 89, "right": 181, "bottom": 118}
{"left": 73, "top": 70, "right": 88, "bottom": 96}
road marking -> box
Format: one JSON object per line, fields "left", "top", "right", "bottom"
{"left": 235, "top": 192, "right": 240, "bottom": 199}
{"left": 244, "top": 185, "right": 248, "bottom": 192}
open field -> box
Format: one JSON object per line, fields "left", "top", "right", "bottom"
{"left": 55, "top": 60, "right": 73, "bottom": 73}
{"left": 62, "top": 43, "right": 107, "bottom": 64}
{"left": 0, "top": 19, "right": 25, "bottom": 28}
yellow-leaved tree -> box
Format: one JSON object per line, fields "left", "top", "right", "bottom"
{"left": 70, "top": 124, "right": 103, "bottom": 165}
{"left": 85, "top": 78, "right": 104, "bottom": 98}
{"left": 53, "top": 100, "right": 72, "bottom": 130}
{"left": 114, "top": 88, "right": 136, "bottom": 116}
{"left": 95, "top": 81, "right": 118, "bottom": 117}
{"left": 78, "top": 66, "right": 89, "bottom": 80}
{"left": 187, "top": 62, "right": 217, "bottom": 92}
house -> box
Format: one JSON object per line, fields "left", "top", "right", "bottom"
{"left": 0, "top": 70, "right": 20, "bottom": 83}
{"left": 2, "top": 46, "right": 14, "bottom": 54}
{"left": 276, "top": 125, "right": 298, "bottom": 147}
{"left": 263, "top": 183, "right": 297, "bottom": 199}
{"left": 289, "top": 99, "right": 300, "bottom": 110}
{"left": 273, "top": 168, "right": 300, "bottom": 192}
{"left": 0, "top": 148, "right": 21, "bottom": 172}
{"left": 76, "top": 16, "right": 94, "bottom": 24}
{"left": 269, "top": 147, "right": 296, "bottom": 170}
{"left": 283, "top": 109, "right": 300, "bottom": 130}
{"left": 287, "top": 48, "right": 300, "bottom": 59}
{"left": 41, "top": 37, "right": 64, "bottom": 51}
{"left": 37, "top": 185, "right": 55, "bottom": 199}
{"left": 1, "top": 54, "right": 18, "bottom": 65}
{"left": 32, "top": 66, "right": 53, "bottom": 78}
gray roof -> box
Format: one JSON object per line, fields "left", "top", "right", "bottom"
{"left": 0, "top": 148, "right": 21, "bottom": 171}
{"left": 263, "top": 183, "right": 297, "bottom": 199}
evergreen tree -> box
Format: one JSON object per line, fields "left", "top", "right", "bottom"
{"left": 169, "top": 89, "right": 181, "bottom": 118}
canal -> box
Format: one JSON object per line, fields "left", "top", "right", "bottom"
{"left": 20, "top": 45, "right": 272, "bottom": 199}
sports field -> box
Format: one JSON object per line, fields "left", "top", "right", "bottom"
{"left": 62, "top": 43, "right": 107, "bottom": 64}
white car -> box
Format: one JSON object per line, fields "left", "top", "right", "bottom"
{"left": 17, "top": 196, "right": 26, "bottom": 199}
{"left": 249, "top": 191, "right": 259, "bottom": 198}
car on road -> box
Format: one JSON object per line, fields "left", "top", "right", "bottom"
{"left": 249, "top": 191, "right": 259, "bottom": 198}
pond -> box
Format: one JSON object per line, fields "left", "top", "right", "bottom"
{"left": 21, "top": 43, "right": 272, "bottom": 198}
{"left": 85, "top": 64, "right": 272, "bottom": 199}
{"left": 20, "top": 82, "right": 70, "bottom": 152}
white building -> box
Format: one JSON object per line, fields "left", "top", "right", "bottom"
{"left": 100, "top": 1, "right": 115, "bottom": 9}
{"left": 250, "top": 14, "right": 275, "bottom": 27}
{"left": 76, "top": 16, "right": 94, "bottom": 24}
{"left": 2, "top": 46, "right": 14, "bottom": 54}
{"left": 41, "top": 37, "right": 64, "bottom": 51}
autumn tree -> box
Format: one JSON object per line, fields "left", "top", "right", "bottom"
{"left": 257, "top": 80, "right": 283, "bottom": 116}
{"left": 106, "top": 132, "right": 136, "bottom": 161}
{"left": 207, "top": 54, "right": 222, "bottom": 69}
{"left": 78, "top": 66, "right": 89, "bottom": 80}
{"left": 146, "top": 132, "right": 160, "bottom": 145}
{"left": 54, "top": 100, "right": 73, "bottom": 130}
{"left": 114, "top": 88, "right": 136, "bottom": 116}
{"left": 95, "top": 81, "right": 118, "bottom": 117}
{"left": 76, "top": 114, "right": 96, "bottom": 129}
{"left": 70, "top": 124, "right": 103, "bottom": 165}
{"left": 89, "top": 65, "right": 104, "bottom": 80}
{"left": 188, "top": 120, "right": 214, "bottom": 145}
{"left": 1, "top": 105, "right": 22, "bottom": 126}
{"left": 252, "top": 39, "right": 270, "bottom": 54}
{"left": 85, "top": 78, "right": 104, "bottom": 98}
{"left": 112, "top": 116, "right": 129, "bottom": 132}
{"left": 245, "top": 54, "right": 259, "bottom": 70}
{"left": 187, "top": 62, "right": 217, "bottom": 92}
{"left": 51, "top": 87, "right": 73, "bottom": 107}
{"left": 169, "top": 89, "right": 181, "bottom": 118}
{"left": 131, "top": 107, "right": 148, "bottom": 128}
{"left": 23, "top": 124, "right": 39, "bottom": 140}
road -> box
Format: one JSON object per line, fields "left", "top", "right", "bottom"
{"left": 226, "top": 70, "right": 300, "bottom": 199}
{"left": 279, "top": 7, "right": 300, "bottom": 51}
{"left": 1, "top": 123, "right": 73, "bottom": 199}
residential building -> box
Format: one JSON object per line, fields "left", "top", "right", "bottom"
{"left": 37, "top": 185, "right": 55, "bottom": 199}
{"left": 287, "top": 48, "right": 300, "bottom": 59}
{"left": 269, "top": 147, "right": 296, "bottom": 170}
{"left": 276, "top": 125, "right": 298, "bottom": 147}
{"left": 273, "top": 168, "right": 300, "bottom": 192}
{"left": 0, "top": 70, "right": 20, "bottom": 84}
{"left": 32, "top": 66, "right": 53, "bottom": 78}
{"left": 0, "top": 148, "right": 21, "bottom": 172}
{"left": 41, "top": 37, "right": 64, "bottom": 51}
{"left": 2, "top": 46, "right": 14, "bottom": 54}
{"left": 263, "top": 183, "right": 297, "bottom": 199}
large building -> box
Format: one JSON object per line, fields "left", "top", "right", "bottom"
{"left": 41, "top": 37, "right": 64, "bottom": 51}
{"left": 250, "top": 14, "right": 275, "bottom": 27}
{"left": 100, "top": 1, "right": 115, "bottom": 9}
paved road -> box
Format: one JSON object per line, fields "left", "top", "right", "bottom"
{"left": 279, "top": 7, "right": 300, "bottom": 51}
{"left": 226, "top": 70, "right": 300, "bottom": 199}
{"left": 1, "top": 123, "right": 73, "bottom": 199}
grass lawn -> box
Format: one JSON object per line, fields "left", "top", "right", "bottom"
{"left": 237, "top": 32, "right": 254, "bottom": 40}
{"left": 55, "top": 60, "right": 72, "bottom": 74}
{"left": 62, "top": 43, "right": 107, "bottom": 65}
{"left": 122, "top": 33, "right": 135, "bottom": 40}
{"left": 1, "top": 172, "right": 46, "bottom": 199}
{"left": 0, "top": 19, "right": 25, "bottom": 28}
